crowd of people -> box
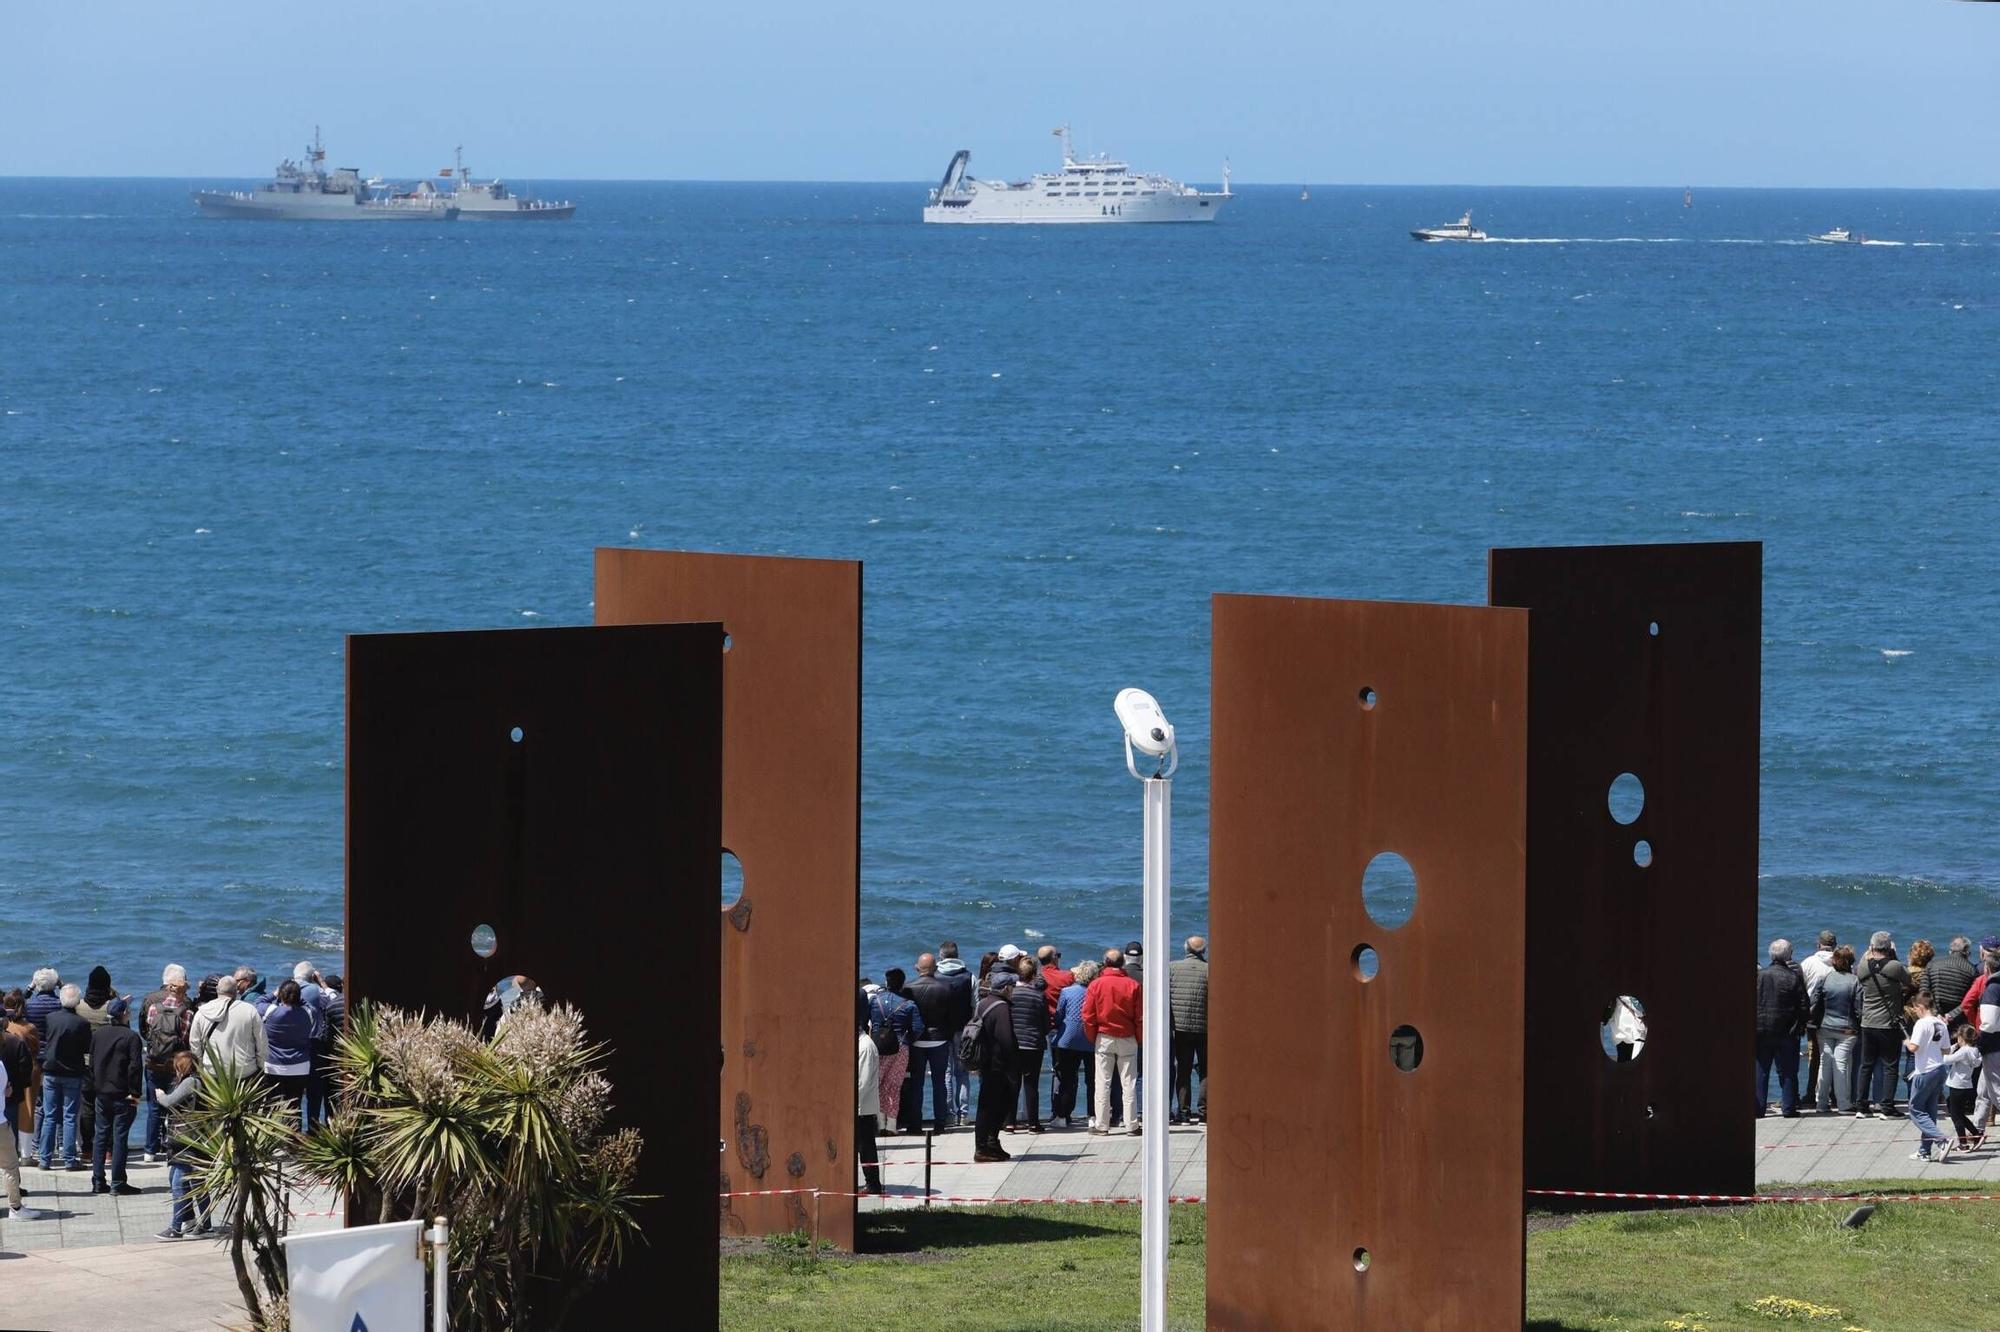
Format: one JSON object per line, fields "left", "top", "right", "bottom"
{"left": 1, "top": 960, "right": 344, "bottom": 1237}
{"left": 1755, "top": 930, "right": 2000, "bottom": 1163}
{"left": 855, "top": 936, "right": 1209, "bottom": 1186}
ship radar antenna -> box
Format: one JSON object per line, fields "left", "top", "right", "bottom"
{"left": 311, "top": 125, "right": 324, "bottom": 164}
{"left": 457, "top": 144, "right": 466, "bottom": 184}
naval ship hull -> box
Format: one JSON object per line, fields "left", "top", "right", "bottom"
{"left": 452, "top": 200, "right": 576, "bottom": 220}
{"left": 193, "top": 191, "right": 457, "bottom": 221}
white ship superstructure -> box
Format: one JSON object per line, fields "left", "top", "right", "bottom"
{"left": 923, "top": 126, "right": 1229, "bottom": 224}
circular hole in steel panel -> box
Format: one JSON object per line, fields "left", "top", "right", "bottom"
{"left": 1358, "top": 685, "right": 1378, "bottom": 710}
{"left": 1361, "top": 851, "right": 1417, "bottom": 930}
{"left": 509, "top": 726, "right": 524, "bottom": 744}
{"left": 1599, "top": 994, "right": 1648, "bottom": 1063}
{"left": 1608, "top": 772, "right": 1645, "bottom": 825}
{"left": 1352, "top": 1247, "right": 1371, "bottom": 1272}
{"left": 722, "top": 632, "right": 732, "bottom": 653}
{"left": 1633, "top": 840, "right": 1654, "bottom": 868}
{"left": 721, "top": 848, "right": 745, "bottom": 911}
{"left": 470, "top": 924, "right": 497, "bottom": 959}
{"left": 1389, "top": 1024, "right": 1423, "bottom": 1072}
{"left": 1352, "top": 945, "right": 1379, "bottom": 982}
{"left": 1648, "top": 620, "right": 1660, "bottom": 637}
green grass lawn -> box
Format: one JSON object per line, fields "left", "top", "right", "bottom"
{"left": 720, "top": 1184, "right": 1998, "bottom": 1332}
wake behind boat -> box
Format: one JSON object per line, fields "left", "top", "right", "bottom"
{"left": 923, "top": 125, "right": 1230, "bottom": 224}
{"left": 1410, "top": 210, "right": 1486, "bottom": 242}
{"left": 193, "top": 128, "right": 456, "bottom": 222}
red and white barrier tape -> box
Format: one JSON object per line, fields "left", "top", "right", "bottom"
{"left": 721, "top": 1187, "right": 1204, "bottom": 1205}
{"left": 1526, "top": 1188, "right": 2000, "bottom": 1205}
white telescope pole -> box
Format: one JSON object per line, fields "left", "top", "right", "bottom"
{"left": 1140, "top": 770, "right": 1170, "bottom": 1332}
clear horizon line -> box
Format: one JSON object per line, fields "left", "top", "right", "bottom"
{"left": 3, "top": 173, "right": 1998, "bottom": 193}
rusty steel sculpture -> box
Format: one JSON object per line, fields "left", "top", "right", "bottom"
{"left": 346, "top": 622, "right": 724, "bottom": 1326}
{"left": 1208, "top": 594, "right": 1530, "bottom": 1331}
{"left": 1491, "top": 540, "right": 1762, "bottom": 1198}
{"left": 594, "top": 548, "right": 864, "bottom": 1251}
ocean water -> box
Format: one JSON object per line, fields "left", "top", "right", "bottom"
{"left": 2, "top": 179, "right": 1997, "bottom": 1000}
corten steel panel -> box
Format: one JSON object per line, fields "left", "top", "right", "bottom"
{"left": 1209, "top": 594, "right": 1528, "bottom": 1332}
{"left": 593, "top": 548, "right": 861, "bottom": 1250}
{"left": 1490, "top": 541, "right": 1761, "bottom": 1198}
{"left": 346, "top": 623, "right": 722, "bottom": 1328}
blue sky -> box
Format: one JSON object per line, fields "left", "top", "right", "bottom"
{"left": 6, "top": 0, "right": 1998, "bottom": 185}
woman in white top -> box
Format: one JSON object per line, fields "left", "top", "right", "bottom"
{"left": 1901, "top": 991, "right": 1951, "bottom": 1162}
{"left": 855, "top": 989, "right": 882, "bottom": 1197}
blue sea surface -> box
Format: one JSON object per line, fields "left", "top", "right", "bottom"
{"left": 2, "top": 179, "right": 1997, "bottom": 997}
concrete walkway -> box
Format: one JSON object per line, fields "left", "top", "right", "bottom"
{"left": 857, "top": 1109, "right": 1999, "bottom": 1211}
{"left": 3, "top": 1153, "right": 339, "bottom": 1332}
{"left": 7, "top": 1113, "right": 1992, "bottom": 1329}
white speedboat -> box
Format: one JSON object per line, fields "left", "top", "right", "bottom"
{"left": 1410, "top": 211, "right": 1486, "bottom": 242}
{"left": 1810, "top": 227, "right": 1868, "bottom": 245}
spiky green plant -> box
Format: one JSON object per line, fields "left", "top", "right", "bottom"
{"left": 301, "top": 1001, "right": 647, "bottom": 1332}
{"left": 177, "top": 1061, "right": 309, "bottom": 1330}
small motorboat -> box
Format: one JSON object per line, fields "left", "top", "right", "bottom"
{"left": 1410, "top": 210, "right": 1486, "bottom": 242}
{"left": 1300, "top": 186, "right": 1310, "bottom": 202}
{"left": 1810, "top": 227, "right": 1869, "bottom": 245}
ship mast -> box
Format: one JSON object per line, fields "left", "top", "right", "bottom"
{"left": 1053, "top": 123, "right": 1074, "bottom": 169}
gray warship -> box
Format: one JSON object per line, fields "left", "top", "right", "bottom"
{"left": 193, "top": 129, "right": 457, "bottom": 221}
{"left": 438, "top": 147, "right": 574, "bottom": 219}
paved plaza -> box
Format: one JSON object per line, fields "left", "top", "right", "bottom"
{"left": 5, "top": 1111, "right": 1994, "bottom": 1329}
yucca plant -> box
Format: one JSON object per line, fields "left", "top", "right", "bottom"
{"left": 177, "top": 1061, "right": 309, "bottom": 1330}
{"left": 300, "top": 1001, "right": 647, "bottom": 1332}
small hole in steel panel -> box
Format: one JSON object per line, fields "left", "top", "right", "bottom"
{"left": 1608, "top": 772, "right": 1645, "bottom": 825}
{"left": 722, "top": 632, "right": 732, "bottom": 653}
{"left": 1352, "top": 945, "right": 1379, "bottom": 982}
{"left": 1648, "top": 620, "right": 1660, "bottom": 637}
{"left": 1352, "top": 1247, "right": 1371, "bottom": 1272}
{"left": 509, "top": 726, "right": 524, "bottom": 743}
{"left": 1361, "top": 851, "right": 1417, "bottom": 930}
{"left": 1358, "top": 686, "right": 1377, "bottom": 710}
{"left": 470, "top": 924, "right": 497, "bottom": 958}
{"left": 1633, "top": 840, "right": 1654, "bottom": 868}
{"left": 721, "top": 848, "right": 746, "bottom": 910}
{"left": 1389, "top": 1024, "right": 1423, "bottom": 1072}
{"left": 1600, "top": 995, "right": 1647, "bottom": 1062}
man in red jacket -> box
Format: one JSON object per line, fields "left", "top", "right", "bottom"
{"left": 1082, "top": 948, "right": 1142, "bottom": 1136}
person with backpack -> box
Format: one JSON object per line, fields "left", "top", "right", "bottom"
{"left": 862, "top": 974, "right": 922, "bottom": 1134}
{"left": 964, "top": 969, "right": 1018, "bottom": 1163}
{"left": 140, "top": 966, "right": 192, "bottom": 1162}
{"left": 1855, "top": 933, "right": 1911, "bottom": 1119}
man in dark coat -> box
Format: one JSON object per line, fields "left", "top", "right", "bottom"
{"left": 971, "top": 972, "right": 1018, "bottom": 1162}
{"left": 38, "top": 987, "right": 92, "bottom": 1170}
{"left": 1755, "top": 939, "right": 1809, "bottom": 1118}
{"left": 88, "top": 998, "right": 144, "bottom": 1194}
{"left": 1169, "top": 936, "right": 1210, "bottom": 1124}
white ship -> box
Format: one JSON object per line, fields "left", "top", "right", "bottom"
{"left": 923, "top": 126, "right": 1230, "bottom": 224}
{"left": 1410, "top": 211, "right": 1487, "bottom": 242}
{"left": 1809, "top": 227, "right": 1868, "bottom": 245}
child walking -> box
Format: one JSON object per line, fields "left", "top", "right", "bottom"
{"left": 1902, "top": 991, "right": 1952, "bottom": 1162}
{"left": 1941, "top": 1024, "right": 1984, "bottom": 1152}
